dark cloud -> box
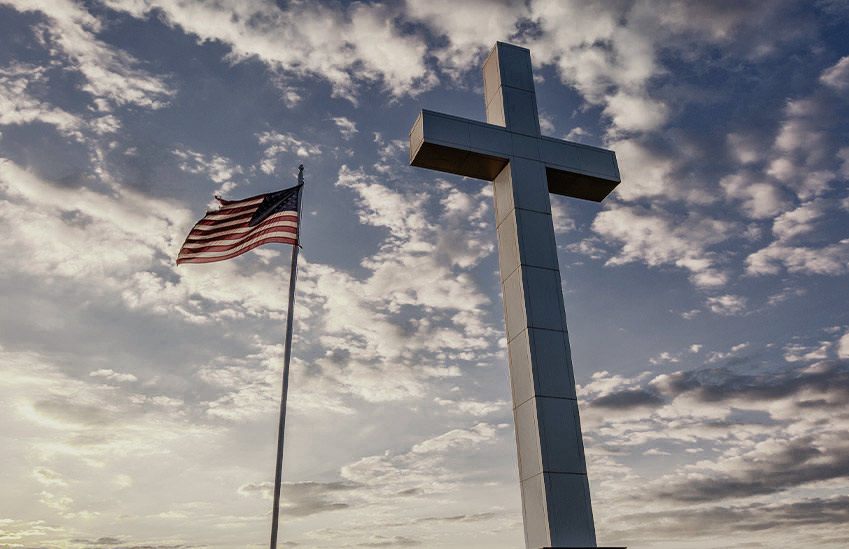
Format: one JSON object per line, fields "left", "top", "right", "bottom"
{"left": 237, "top": 480, "right": 360, "bottom": 517}
{"left": 34, "top": 396, "right": 114, "bottom": 426}
{"left": 653, "top": 360, "right": 849, "bottom": 407}
{"left": 71, "top": 541, "right": 195, "bottom": 549}
{"left": 724, "top": 354, "right": 756, "bottom": 366}
{"left": 357, "top": 536, "right": 421, "bottom": 547}
{"left": 611, "top": 496, "right": 849, "bottom": 542}
{"left": 375, "top": 512, "right": 505, "bottom": 532}
{"left": 109, "top": 546, "right": 198, "bottom": 549}
{"left": 653, "top": 436, "right": 849, "bottom": 503}
{"left": 590, "top": 389, "right": 665, "bottom": 409}
{"left": 414, "top": 512, "right": 497, "bottom": 524}
{"left": 588, "top": 361, "right": 849, "bottom": 504}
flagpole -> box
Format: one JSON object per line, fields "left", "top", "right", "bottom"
{"left": 269, "top": 164, "right": 305, "bottom": 549}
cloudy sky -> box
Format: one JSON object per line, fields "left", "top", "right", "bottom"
{"left": 1, "top": 1, "right": 849, "bottom": 548}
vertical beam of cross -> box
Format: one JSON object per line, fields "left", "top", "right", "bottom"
{"left": 409, "top": 43, "right": 623, "bottom": 549}
{"left": 485, "top": 42, "right": 596, "bottom": 549}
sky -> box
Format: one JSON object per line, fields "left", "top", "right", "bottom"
{"left": 1, "top": 1, "right": 849, "bottom": 548}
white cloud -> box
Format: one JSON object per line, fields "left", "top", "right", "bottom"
{"left": 838, "top": 331, "right": 849, "bottom": 359}
{"left": 90, "top": 114, "right": 121, "bottom": 134}
{"left": 720, "top": 174, "right": 788, "bottom": 219}
{"left": 681, "top": 309, "right": 700, "bottom": 320}
{"left": 278, "top": 88, "right": 302, "bottom": 108}
{"left": 411, "top": 423, "right": 499, "bottom": 454}
{"left": 766, "top": 98, "right": 835, "bottom": 200}
{"left": 579, "top": 370, "right": 648, "bottom": 399}
{"left": 771, "top": 200, "right": 824, "bottom": 241}
{"left": 0, "top": 519, "right": 58, "bottom": 544}
{"left": 404, "top": 0, "right": 522, "bottom": 76}
{"left": 332, "top": 116, "right": 358, "bottom": 140}
{"left": 745, "top": 238, "right": 849, "bottom": 276}
{"left": 134, "top": 165, "right": 497, "bottom": 412}
{"left": 102, "top": 0, "right": 434, "bottom": 100}
{"left": 310, "top": 169, "right": 497, "bottom": 370}
{"left": 704, "top": 341, "right": 750, "bottom": 364}
{"left": 0, "top": 64, "right": 84, "bottom": 137}
{"left": 173, "top": 148, "right": 243, "bottom": 199}
{"left": 0, "top": 158, "right": 300, "bottom": 328}
{"left": 706, "top": 294, "right": 747, "bottom": 316}
{"left": 650, "top": 351, "right": 680, "bottom": 365}
{"left": 201, "top": 346, "right": 315, "bottom": 421}
{"left": 783, "top": 341, "right": 830, "bottom": 363}
{"left": 1, "top": 154, "right": 502, "bottom": 420}
{"left": 607, "top": 139, "right": 675, "bottom": 200}
{"left": 1, "top": 345, "right": 218, "bottom": 480}
{"left": 257, "top": 131, "right": 321, "bottom": 174}
{"left": 33, "top": 466, "right": 68, "bottom": 487}
{"left": 405, "top": 0, "right": 674, "bottom": 135}
{"left": 89, "top": 369, "right": 138, "bottom": 383}
{"left": 727, "top": 132, "right": 760, "bottom": 165}
{"left": 565, "top": 126, "right": 590, "bottom": 142}
{"left": 173, "top": 149, "right": 242, "bottom": 184}
{"left": 774, "top": 100, "right": 823, "bottom": 153}
{"left": 592, "top": 205, "right": 734, "bottom": 287}
{"left": 742, "top": 83, "right": 848, "bottom": 279}
{"left": 566, "top": 237, "right": 606, "bottom": 260}
{"left": 538, "top": 112, "right": 556, "bottom": 135}
{"left": 0, "top": 158, "right": 191, "bottom": 282}
{"left": 372, "top": 134, "right": 408, "bottom": 173}
{"left": 435, "top": 398, "right": 509, "bottom": 417}
{"left": 742, "top": 107, "right": 848, "bottom": 278}
{"left": 766, "top": 287, "right": 806, "bottom": 307}
{"left": 550, "top": 195, "right": 576, "bottom": 234}
{"left": 340, "top": 422, "right": 507, "bottom": 500}
{"left": 820, "top": 55, "right": 849, "bottom": 91}
{"left": 7, "top": 0, "right": 173, "bottom": 110}
{"left": 2, "top": 3, "right": 849, "bottom": 546}
{"left": 529, "top": 0, "right": 666, "bottom": 134}
{"left": 602, "top": 89, "right": 669, "bottom": 133}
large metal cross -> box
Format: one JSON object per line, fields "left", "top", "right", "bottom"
{"left": 409, "top": 43, "right": 622, "bottom": 549}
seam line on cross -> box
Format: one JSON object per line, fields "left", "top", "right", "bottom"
{"left": 495, "top": 210, "right": 554, "bottom": 231}
{"left": 512, "top": 394, "right": 578, "bottom": 410}
{"left": 499, "top": 262, "right": 560, "bottom": 283}
{"left": 521, "top": 471, "right": 590, "bottom": 483}
{"left": 521, "top": 472, "right": 590, "bottom": 480}
{"left": 506, "top": 326, "right": 571, "bottom": 346}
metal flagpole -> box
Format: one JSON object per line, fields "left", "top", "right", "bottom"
{"left": 269, "top": 164, "right": 305, "bottom": 549}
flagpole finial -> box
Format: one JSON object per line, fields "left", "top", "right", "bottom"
{"left": 297, "top": 164, "right": 304, "bottom": 185}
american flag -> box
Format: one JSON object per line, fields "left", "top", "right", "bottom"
{"left": 177, "top": 184, "right": 301, "bottom": 264}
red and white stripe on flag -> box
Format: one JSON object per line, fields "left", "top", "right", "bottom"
{"left": 177, "top": 185, "right": 300, "bottom": 265}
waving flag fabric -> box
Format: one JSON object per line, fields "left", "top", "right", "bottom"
{"left": 177, "top": 184, "right": 301, "bottom": 264}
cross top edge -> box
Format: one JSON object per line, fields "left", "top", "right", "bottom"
{"left": 410, "top": 41, "right": 621, "bottom": 202}
{"left": 483, "top": 41, "right": 539, "bottom": 136}
{"left": 490, "top": 41, "right": 531, "bottom": 55}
